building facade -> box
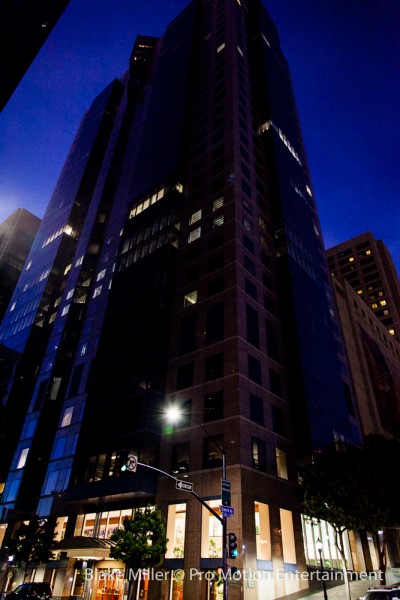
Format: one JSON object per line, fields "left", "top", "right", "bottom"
{"left": 0, "top": 1, "right": 360, "bottom": 599}
{"left": 327, "top": 232, "right": 400, "bottom": 341}
{"left": 0, "top": 208, "right": 41, "bottom": 324}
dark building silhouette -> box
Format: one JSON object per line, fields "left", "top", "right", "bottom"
{"left": 0, "top": 2, "right": 360, "bottom": 598}
{"left": 0, "top": 0, "right": 70, "bottom": 111}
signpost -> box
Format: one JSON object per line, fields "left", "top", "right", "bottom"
{"left": 220, "top": 505, "right": 234, "bottom": 517}
{"left": 175, "top": 479, "right": 193, "bottom": 492}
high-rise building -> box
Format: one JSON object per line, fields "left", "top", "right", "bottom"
{"left": 327, "top": 232, "right": 400, "bottom": 341}
{"left": 0, "top": 0, "right": 70, "bottom": 111}
{"left": 0, "top": 2, "right": 360, "bottom": 598}
{"left": 0, "top": 208, "right": 41, "bottom": 323}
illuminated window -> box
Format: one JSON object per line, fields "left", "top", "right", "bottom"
{"left": 10, "top": 302, "right": 16, "bottom": 311}
{"left": 389, "top": 328, "right": 395, "bottom": 336}
{"left": 97, "top": 269, "right": 106, "bottom": 281}
{"left": 64, "top": 263, "right": 72, "bottom": 275}
{"left": 371, "top": 303, "right": 378, "bottom": 309}
{"left": 366, "top": 249, "right": 371, "bottom": 255}
{"left": 75, "top": 255, "right": 84, "bottom": 267}
{"left": 64, "top": 225, "right": 73, "bottom": 236}
{"left": 217, "top": 42, "right": 225, "bottom": 53}
{"left": 93, "top": 285, "right": 102, "bottom": 298}
{"left": 379, "top": 300, "right": 387, "bottom": 306}
{"left": 166, "top": 503, "right": 187, "bottom": 558}
{"left": 80, "top": 343, "right": 87, "bottom": 356}
{"left": 254, "top": 501, "right": 271, "bottom": 560}
{"left": 190, "top": 210, "right": 202, "bottom": 225}
{"left": 349, "top": 257, "right": 354, "bottom": 262}
{"left": 188, "top": 227, "right": 201, "bottom": 243}
{"left": 212, "top": 214, "right": 224, "bottom": 228}
{"left": 276, "top": 448, "right": 288, "bottom": 479}
{"left": 201, "top": 500, "right": 222, "bottom": 558}
{"left": 66, "top": 289, "right": 74, "bottom": 300}
{"left": 237, "top": 46, "right": 243, "bottom": 56}
{"left": 280, "top": 508, "right": 296, "bottom": 564}
{"left": 213, "top": 197, "right": 224, "bottom": 211}
{"left": 61, "top": 305, "right": 70, "bottom": 316}
{"left": 61, "top": 407, "right": 74, "bottom": 428}
{"left": 17, "top": 448, "right": 29, "bottom": 469}
{"left": 357, "top": 289, "right": 363, "bottom": 295}
{"left": 183, "top": 290, "right": 197, "bottom": 307}
{"left": 26, "top": 261, "right": 32, "bottom": 270}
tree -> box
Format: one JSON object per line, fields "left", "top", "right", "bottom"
{"left": 8, "top": 515, "right": 56, "bottom": 582}
{"left": 299, "top": 444, "right": 389, "bottom": 599}
{"left": 110, "top": 505, "right": 168, "bottom": 600}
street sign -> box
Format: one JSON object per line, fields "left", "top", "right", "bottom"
{"left": 176, "top": 479, "right": 193, "bottom": 492}
{"left": 220, "top": 505, "right": 234, "bottom": 517}
{"left": 125, "top": 455, "right": 138, "bottom": 472}
{"left": 221, "top": 479, "right": 231, "bottom": 506}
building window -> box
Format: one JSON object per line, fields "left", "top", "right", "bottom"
{"left": 179, "top": 315, "right": 196, "bottom": 355}
{"left": 272, "top": 406, "right": 285, "bottom": 436}
{"left": 204, "top": 391, "right": 224, "bottom": 422}
{"left": 280, "top": 509, "right": 296, "bottom": 564}
{"left": 207, "top": 276, "right": 224, "bottom": 296}
{"left": 188, "top": 227, "right": 201, "bottom": 243}
{"left": 249, "top": 393, "right": 264, "bottom": 425}
{"left": 205, "top": 353, "right": 224, "bottom": 381}
{"left": 166, "top": 503, "right": 187, "bottom": 558}
{"left": 276, "top": 448, "right": 288, "bottom": 479}
{"left": 97, "top": 269, "right": 106, "bottom": 281}
{"left": 269, "top": 369, "right": 282, "bottom": 396}
{"left": 206, "top": 303, "right": 224, "bottom": 344}
{"left": 177, "top": 364, "right": 194, "bottom": 389}
{"left": 190, "top": 209, "right": 202, "bottom": 225}
{"left": 201, "top": 500, "right": 223, "bottom": 558}
{"left": 212, "top": 214, "right": 224, "bottom": 228}
{"left": 16, "top": 448, "right": 29, "bottom": 469}
{"left": 217, "top": 42, "right": 225, "bottom": 53}
{"left": 171, "top": 443, "right": 189, "bottom": 476}
{"left": 61, "top": 407, "right": 74, "bottom": 428}
{"left": 252, "top": 438, "right": 266, "bottom": 471}
{"left": 244, "top": 255, "right": 256, "bottom": 276}
{"left": 93, "top": 285, "right": 102, "bottom": 298}
{"left": 245, "top": 278, "right": 257, "bottom": 299}
{"left": 183, "top": 290, "right": 198, "bottom": 307}
{"left": 254, "top": 501, "right": 271, "bottom": 560}
{"left": 203, "top": 436, "right": 224, "bottom": 469}
{"left": 66, "top": 289, "right": 74, "bottom": 300}
{"left": 246, "top": 304, "right": 260, "bottom": 348}
{"left": 213, "top": 197, "right": 224, "bottom": 211}
{"left": 248, "top": 355, "right": 262, "bottom": 384}
{"left": 61, "top": 304, "right": 70, "bottom": 316}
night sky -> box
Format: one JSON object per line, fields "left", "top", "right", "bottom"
{"left": 1, "top": 0, "right": 399, "bottom": 271}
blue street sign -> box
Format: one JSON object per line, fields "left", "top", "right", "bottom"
{"left": 220, "top": 505, "right": 234, "bottom": 517}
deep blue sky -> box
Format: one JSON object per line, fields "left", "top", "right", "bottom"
{"left": 1, "top": 0, "right": 399, "bottom": 271}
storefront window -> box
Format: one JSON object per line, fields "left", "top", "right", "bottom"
{"left": 254, "top": 501, "right": 271, "bottom": 560}
{"left": 201, "top": 500, "right": 222, "bottom": 558}
{"left": 166, "top": 504, "right": 186, "bottom": 558}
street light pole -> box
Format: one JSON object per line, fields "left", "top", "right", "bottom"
{"left": 165, "top": 407, "right": 229, "bottom": 600}
{"left": 316, "top": 538, "right": 328, "bottom": 600}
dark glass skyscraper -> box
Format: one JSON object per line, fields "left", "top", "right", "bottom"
{"left": 0, "top": 2, "right": 360, "bottom": 599}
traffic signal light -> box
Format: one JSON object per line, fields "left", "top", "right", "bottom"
{"left": 228, "top": 532, "right": 238, "bottom": 559}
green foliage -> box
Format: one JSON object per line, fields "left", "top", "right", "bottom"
{"left": 110, "top": 505, "right": 168, "bottom": 570}
{"left": 299, "top": 444, "right": 388, "bottom": 535}
{"left": 9, "top": 515, "right": 56, "bottom": 567}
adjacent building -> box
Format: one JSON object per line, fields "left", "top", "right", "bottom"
{"left": 327, "top": 232, "right": 400, "bottom": 341}
{"left": 0, "top": 208, "right": 41, "bottom": 323}
{"left": 0, "top": 0, "right": 70, "bottom": 111}
{"left": 0, "top": 1, "right": 361, "bottom": 599}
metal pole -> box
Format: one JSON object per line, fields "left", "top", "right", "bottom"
{"left": 318, "top": 548, "right": 328, "bottom": 600}
{"left": 222, "top": 451, "right": 228, "bottom": 600}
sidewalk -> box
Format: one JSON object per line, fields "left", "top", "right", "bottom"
{"left": 298, "top": 570, "right": 400, "bottom": 600}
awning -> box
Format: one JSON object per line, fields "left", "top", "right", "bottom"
{"left": 53, "top": 536, "right": 116, "bottom": 559}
